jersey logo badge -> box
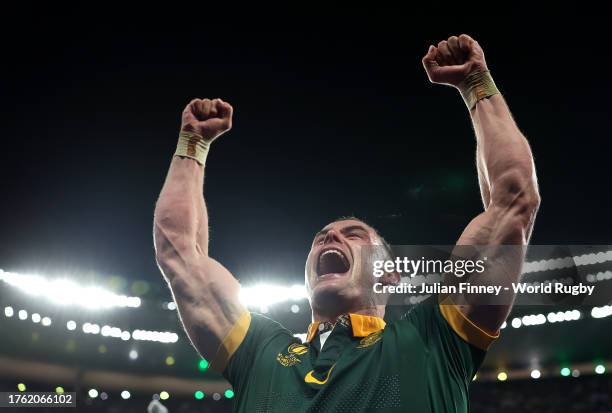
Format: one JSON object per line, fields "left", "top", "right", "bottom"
{"left": 356, "top": 331, "right": 382, "bottom": 348}
{"left": 276, "top": 343, "right": 308, "bottom": 366}
{"left": 304, "top": 364, "right": 335, "bottom": 385}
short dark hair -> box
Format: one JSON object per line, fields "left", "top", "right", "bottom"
{"left": 331, "top": 216, "right": 394, "bottom": 260}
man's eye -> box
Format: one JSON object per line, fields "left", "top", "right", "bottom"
{"left": 347, "top": 233, "right": 361, "bottom": 239}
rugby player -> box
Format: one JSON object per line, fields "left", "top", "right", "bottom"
{"left": 154, "top": 34, "right": 540, "bottom": 412}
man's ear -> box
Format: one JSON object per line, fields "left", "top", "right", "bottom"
{"left": 381, "top": 270, "right": 400, "bottom": 286}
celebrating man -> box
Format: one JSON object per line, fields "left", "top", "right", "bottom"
{"left": 154, "top": 34, "right": 540, "bottom": 412}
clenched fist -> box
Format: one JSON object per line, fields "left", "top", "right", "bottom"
{"left": 181, "top": 98, "right": 233, "bottom": 142}
{"left": 422, "top": 34, "right": 488, "bottom": 88}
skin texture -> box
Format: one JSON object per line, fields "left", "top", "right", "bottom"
{"left": 305, "top": 219, "right": 399, "bottom": 323}
{"left": 154, "top": 34, "right": 540, "bottom": 361}
{"left": 423, "top": 35, "right": 540, "bottom": 333}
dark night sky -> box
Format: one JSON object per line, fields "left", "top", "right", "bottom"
{"left": 1, "top": 12, "right": 610, "bottom": 292}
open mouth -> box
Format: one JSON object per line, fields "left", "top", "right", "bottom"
{"left": 317, "top": 248, "right": 350, "bottom": 277}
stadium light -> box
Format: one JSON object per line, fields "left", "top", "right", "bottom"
{"left": 66, "top": 320, "right": 77, "bottom": 330}
{"left": 4, "top": 306, "right": 14, "bottom": 317}
{"left": 159, "top": 391, "right": 169, "bottom": 400}
{"left": 194, "top": 391, "right": 205, "bottom": 400}
{"left": 165, "top": 356, "right": 175, "bottom": 366}
{"left": 88, "top": 389, "right": 99, "bottom": 398}
{"left": 17, "top": 383, "right": 26, "bottom": 392}
{"left": 31, "top": 313, "right": 41, "bottom": 323}
{"left": 239, "top": 283, "right": 308, "bottom": 307}
{"left": 0, "top": 269, "right": 141, "bottom": 310}
{"left": 121, "top": 390, "right": 131, "bottom": 400}
{"left": 18, "top": 310, "right": 28, "bottom": 320}
{"left": 497, "top": 372, "right": 508, "bottom": 381}
{"left": 591, "top": 305, "right": 612, "bottom": 319}
{"left": 129, "top": 350, "right": 138, "bottom": 360}
{"left": 595, "top": 364, "right": 606, "bottom": 374}
{"left": 530, "top": 369, "right": 541, "bottom": 379}
{"left": 132, "top": 329, "right": 179, "bottom": 344}
{"left": 198, "top": 359, "right": 209, "bottom": 371}
{"left": 560, "top": 367, "right": 571, "bottom": 377}
{"left": 55, "top": 386, "right": 64, "bottom": 394}
{"left": 224, "top": 389, "right": 235, "bottom": 399}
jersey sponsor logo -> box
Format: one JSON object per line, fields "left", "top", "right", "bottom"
{"left": 304, "top": 364, "right": 336, "bottom": 385}
{"left": 276, "top": 343, "right": 308, "bottom": 366}
{"left": 356, "top": 331, "right": 383, "bottom": 348}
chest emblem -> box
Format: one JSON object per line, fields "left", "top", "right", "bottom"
{"left": 356, "top": 331, "right": 383, "bottom": 348}
{"left": 276, "top": 343, "right": 308, "bottom": 367}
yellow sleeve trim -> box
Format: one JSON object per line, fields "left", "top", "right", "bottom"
{"left": 210, "top": 310, "right": 252, "bottom": 373}
{"left": 438, "top": 298, "right": 499, "bottom": 350}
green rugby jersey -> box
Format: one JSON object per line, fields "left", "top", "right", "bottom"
{"left": 211, "top": 296, "right": 498, "bottom": 412}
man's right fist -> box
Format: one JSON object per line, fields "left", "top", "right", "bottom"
{"left": 181, "top": 98, "right": 233, "bottom": 142}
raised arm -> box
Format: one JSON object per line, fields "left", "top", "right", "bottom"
{"left": 423, "top": 35, "right": 541, "bottom": 333}
{"left": 153, "top": 98, "right": 245, "bottom": 364}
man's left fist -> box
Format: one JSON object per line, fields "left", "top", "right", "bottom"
{"left": 422, "top": 34, "right": 488, "bottom": 87}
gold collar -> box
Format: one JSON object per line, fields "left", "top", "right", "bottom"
{"left": 306, "top": 313, "right": 386, "bottom": 342}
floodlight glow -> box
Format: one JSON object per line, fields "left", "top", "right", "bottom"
{"left": 4, "top": 306, "right": 14, "bottom": 317}
{"left": 497, "top": 372, "right": 507, "bottom": 381}
{"left": 0, "top": 269, "right": 141, "bottom": 310}
{"left": 18, "top": 310, "right": 28, "bottom": 320}
{"left": 522, "top": 249, "right": 612, "bottom": 274}
{"left": 159, "top": 391, "right": 169, "bottom": 400}
{"left": 561, "top": 367, "right": 571, "bottom": 376}
{"left": 129, "top": 350, "right": 138, "bottom": 360}
{"left": 42, "top": 317, "right": 52, "bottom": 326}
{"left": 530, "top": 369, "right": 541, "bottom": 379}
{"left": 239, "top": 283, "right": 308, "bottom": 307}
{"left": 132, "top": 329, "right": 178, "bottom": 344}
{"left": 595, "top": 364, "right": 606, "bottom": 374}
{"left": 198, "top": 359, "right": 209, "bottom": 371}
{"left": 591, "top": 305, "right": 612, "bottom": 319}
{"left": 67, "top": 320, "right": 76, "bottom": 330}
{"left": 88, "top": 389, "right": 98, "bottom": 398}
{"left": 31, "top": 313, "right": 41, "bottom": 323}
{"left": 121, "top": 390, "right": 130, "bottom": 399}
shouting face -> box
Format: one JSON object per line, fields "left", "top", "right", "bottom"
{"left": 305, "top": 218, "right": 396, "bottom": 319}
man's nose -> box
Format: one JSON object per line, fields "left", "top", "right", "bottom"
{"left": 323, "top": 229, "right": 341, "bottom": 244}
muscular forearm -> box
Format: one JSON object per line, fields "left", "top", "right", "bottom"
{"left": 424, "top": 35, "right": 542, "bottom": 332}
{"left": 154, "top": 156, "right": 208, "bottom": 272}
{"left": 152, "top": 99, "right": 243, "bottom": 362}
{"left": 471, "top": 94, "right": 540, "bottom": 240}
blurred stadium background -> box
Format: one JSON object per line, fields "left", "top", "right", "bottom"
{"left": 2, "top": 9, "right": 611, "bottom": 413}
{"left": 1, "top": 247, "right": 611, "bottom": 412}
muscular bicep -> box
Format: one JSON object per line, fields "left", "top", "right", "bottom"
{"left": 160, "top": 251, "right": 246, "bottom": 362}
